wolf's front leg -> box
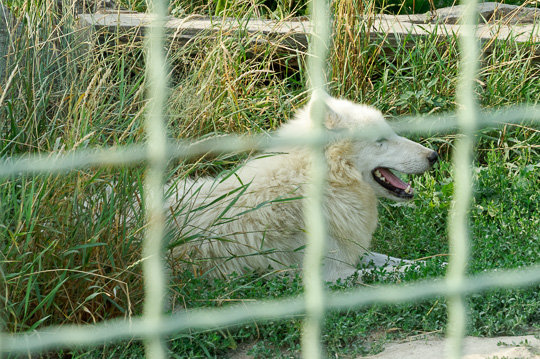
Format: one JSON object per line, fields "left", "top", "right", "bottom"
{"left": 321, "top": 252, "right": 421, "bottom": 283}
{"left": 357, "top": 251, "right": 423, "bottom": 278}
{"left": 360, "top": 251, "right": 415, "bottom": 268}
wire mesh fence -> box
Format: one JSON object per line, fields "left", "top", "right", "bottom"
{"left": 1, "top": 0, "right": 540, "bottom": 358}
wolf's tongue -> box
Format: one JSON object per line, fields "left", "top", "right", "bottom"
{"left": 377, "top": 168, "right": 409, "bottom": 190}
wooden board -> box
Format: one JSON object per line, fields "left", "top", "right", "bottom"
{"left": 77, "top": 9, "right": 540, "bottom": 56}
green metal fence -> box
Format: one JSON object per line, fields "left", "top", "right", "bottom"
{"left": 1, "top": 0, "right": 540, "bottom": 358}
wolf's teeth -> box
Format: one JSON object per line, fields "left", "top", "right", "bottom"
{"left": 404, "top": 185, "right": 412, "bottom": 194}
{"left": 375, "top": 170, "right": 387, "bottom": 182}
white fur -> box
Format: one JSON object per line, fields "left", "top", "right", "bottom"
{"left": 169, "top": 94, "right": 437, "bottom": 282}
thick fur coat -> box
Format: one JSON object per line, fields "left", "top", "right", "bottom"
{"left": 169, "top": 94, "right": 438, "bottom": 282}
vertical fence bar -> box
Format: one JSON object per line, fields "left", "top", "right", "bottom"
{"left": 446, "top": 0, "right": 479, "bottom": 357}
{"left": 143, "top": 0, "right": 169, "bottom": 357}
{"left": 301, "top": 0, "right": 330, "bottom": 356}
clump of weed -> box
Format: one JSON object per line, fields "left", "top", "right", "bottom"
{"left": 167, "top": 24, "right": 306, "bottom": 139}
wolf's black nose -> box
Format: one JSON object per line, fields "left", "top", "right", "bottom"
{"left": 427, "top": 151, "right": 438, "bottom": 166}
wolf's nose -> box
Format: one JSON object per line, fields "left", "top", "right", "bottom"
{"left": 427, "top": 151, "right": 438, "bottom": 166}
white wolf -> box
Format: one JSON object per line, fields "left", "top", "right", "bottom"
{"left": 169, "top": 93, "right": 438, "bottom": 282}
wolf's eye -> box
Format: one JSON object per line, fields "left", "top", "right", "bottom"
{"left": 376, "top": 138, "right": 387, "bottom": 145}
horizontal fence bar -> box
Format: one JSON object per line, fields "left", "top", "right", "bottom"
{"left": 2, "top": 265, "right": 539, "bottom": 354}
{"left": 1, "top": 105, "right": 539, "bottom": 178}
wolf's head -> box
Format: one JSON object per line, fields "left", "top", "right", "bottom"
{"left": 296, "top": 92, "right": 438, "bottom": 201}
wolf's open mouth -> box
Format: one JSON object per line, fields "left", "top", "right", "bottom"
{"left": 372, "top": 167, "right": 413, "bottom": 199}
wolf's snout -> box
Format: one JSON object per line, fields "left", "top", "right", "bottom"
{"left": 427, "top": 151, "right": 438, "bottom": 166}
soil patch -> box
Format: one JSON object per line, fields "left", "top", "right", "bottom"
{"left": 364, "top": 334, "right": 540, "bottom": 359}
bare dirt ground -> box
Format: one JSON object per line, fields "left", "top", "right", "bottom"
{"left": 229, "top": 334, "right": 540, "bottom": 358}
{"left": 364, "top": 334, "right": 540, "bottom": 359}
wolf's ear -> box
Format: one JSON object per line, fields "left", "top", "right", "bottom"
{"left": 309, "top": 90, "right": 340, "bottom": 130}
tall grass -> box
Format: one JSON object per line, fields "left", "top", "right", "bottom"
{"left": 1, "top": 1, "right": 149, "bottom": 331}
{"left": 0, "top": 0, "right": 539, "bottom": 357}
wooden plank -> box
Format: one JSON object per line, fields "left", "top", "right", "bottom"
{"left": 373, "top": 15, "right": 540, "bottom": 55}
{"left": 77, "top": 12, "right": 311, "bottom": 53}
{"left": 77, "top": 9, "right": 540, "bottom": 56}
